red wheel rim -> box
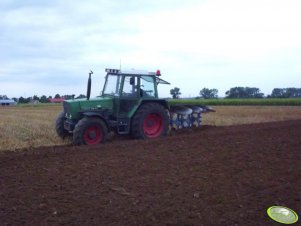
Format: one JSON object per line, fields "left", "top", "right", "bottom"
{"left": 83, "top": 125, "right": 103, "bottom": 145}
{"left": 143, "top": 113, "right": 164, "bottom": 138}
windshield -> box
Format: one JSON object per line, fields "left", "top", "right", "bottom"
{"left": 103, "top": 74, "right": 121, "bottom": 96}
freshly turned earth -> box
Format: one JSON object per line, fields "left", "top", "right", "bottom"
{"left": 1, "top": 120, "right": 300, "bottom": 226}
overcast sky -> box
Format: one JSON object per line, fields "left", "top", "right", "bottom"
{"left": 1, "top": 0, "right": 301, "bottom": 98}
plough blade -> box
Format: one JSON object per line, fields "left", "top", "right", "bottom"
{"left": 169, "top": 105, "right": 215, "bottom": 130}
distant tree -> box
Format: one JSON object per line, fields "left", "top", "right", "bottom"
{"left": 287, "top": 88, "right": 301, "bottom": 97}
{"left": 12, "top": 97, "right": 18, "bottom": 102}
{"left": 270, "top": 88, "right": 284, "bottom": 98}
{"left": 270, "top": 88, "right": 301, "bottom": 98}
{"left": 170, "top": 87, "right": 181, "bottom": 99}
{"left": 18, "top": 97, "right": 24, "bottom": 103}
{"left": 18, "top": 96, "right": 29, "bottom": 104}
{"left": 248, "top": 87, "right": 264, "bottom": 98}
{"left": 76, "top": 94, "right": 86, "bottom": 99}
{"left": 63, "top": 94, "right": 75, "bottom": 100}
{"left": 225, "top": 87, "right": 264, "bottom": 98}
{"left": 54, "top": 94, "right": 61, "bottom": 99}
{"left": 33, "top": 95, "right": 39, "bottom": 101}
{"left": 26, "top": 97, "right": 32, "bottom": 103}
{"left": 199, "top": 88, "right": 218, "bottom": 99}
{"left": 40, "top": 95, "right": 49, "bottom": 103}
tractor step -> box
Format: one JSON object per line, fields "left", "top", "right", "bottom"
{"left": 116, "top": 118, "right": 130, "bottom": 134}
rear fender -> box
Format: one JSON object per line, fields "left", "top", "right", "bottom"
{"left": 141, "top": 99, "right": 169, "bottom": 110}
{"left": 128, "top": 99, "right": 169, "bottom": 118}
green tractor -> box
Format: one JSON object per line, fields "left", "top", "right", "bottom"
{"left": 55, "top": 69, "right": 213, "bottom": 145}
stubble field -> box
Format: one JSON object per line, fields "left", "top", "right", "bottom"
{"left": 1, "top": 104, "right": 301, "bottom": 151}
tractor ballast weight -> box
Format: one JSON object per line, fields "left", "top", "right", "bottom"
{"left": 55, "top": 69, "right": 214, "bottom": 145}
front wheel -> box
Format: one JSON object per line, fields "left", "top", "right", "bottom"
{"left": 55, "top": 111, "right": 71, "bottom": 139}
{"left": 131, "top": 103, "right": 169, "bottom": 139}
{"left": 73, "top": 117, "right": 108, "bottom": 145}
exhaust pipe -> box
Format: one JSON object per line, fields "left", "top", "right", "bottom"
{"left": 87, "top": 70, "right": 93, "bottom": 100}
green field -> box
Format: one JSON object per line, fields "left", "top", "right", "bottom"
{"left": 168, "top": 98, "right": 301, "bottom": 106}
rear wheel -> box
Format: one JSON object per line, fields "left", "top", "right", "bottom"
{"left": 55, "top": 111, "right": 70, "bottom": 139}
{"left": 131, "top": 103, "right": 169, "bottom": 139}
{"left": 73, "top": 117, "right": 108, "bottom": 145}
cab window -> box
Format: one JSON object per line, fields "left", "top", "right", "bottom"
{"left": 122, "top": 76, "right": 138, "bottom": 97}
{"left": 140, "top": 76, "right": 155, "bottom": 97}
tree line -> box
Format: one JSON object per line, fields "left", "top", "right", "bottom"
{"left": 4, "top": 87, "right": 301, "bottom": 103}
{"left": 170, "top": 87, "right": 301, "bottom": 99}
{"left": 12, "top": 94, "right": 87, "bottom": 104}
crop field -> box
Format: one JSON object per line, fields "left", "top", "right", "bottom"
{"left": 1, "top": 104, "right": 301, "bottom": 225}
{"left": 0, "top": 105, "right": 68, "bottom": 151}
{"left": 1, "top": 104, "right": 301, "bottom": 151}
{"left": 169, "top": 97, "right": 301, "bottom": 106}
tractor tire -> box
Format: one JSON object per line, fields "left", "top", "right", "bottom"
{"left": 131, "top": 103, "right": 169, "bottom": 139}
{"left": 73, "top": 117, "right": 108, "bottom": 145}
{"left": 55, "top": 111, "right": 70, "bottom": 139}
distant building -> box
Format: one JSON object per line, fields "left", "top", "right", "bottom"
{"left": 0, "top": 95, "right": 16, "bottom": 106}
{"left": 29, "top": 100, "right": 39, "bottom": 104}
{"left": 48, "top": 98, "right": 65, "bottom": 103}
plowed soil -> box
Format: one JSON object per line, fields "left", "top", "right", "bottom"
{"left": 1, "top": 120, "right": 301, "bottom": 226}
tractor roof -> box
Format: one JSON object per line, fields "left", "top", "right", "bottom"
{"left": 105, "top": 68, "right": 170, "bottom": 85}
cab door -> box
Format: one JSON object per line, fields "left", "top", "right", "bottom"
{"left": 118, "top": 75, "right": 140, "bottom": 117}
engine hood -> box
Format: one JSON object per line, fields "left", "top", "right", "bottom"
{"left": 63, "top": 96, "right": 113, "bottom": 120}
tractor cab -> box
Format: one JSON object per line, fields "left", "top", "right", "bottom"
{"left": 103, "top": 69, "right": 156, "bottom": 98}
{"left": 103, "top": 69, "right": 170, "bottom": 98}
{"left": 102, "top": 69, "right": 170, "bottom": 118}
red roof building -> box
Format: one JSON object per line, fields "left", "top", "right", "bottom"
{"left": 48, "top": 98, "right": 65, "bottom": 103}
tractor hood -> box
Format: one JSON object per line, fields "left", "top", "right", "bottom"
{"left": 63, "top": 96, "right": 113, "bottom": 120}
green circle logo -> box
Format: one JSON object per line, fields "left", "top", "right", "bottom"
{"left": 267, "top": 206, "right": 299, "bottom": 224}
